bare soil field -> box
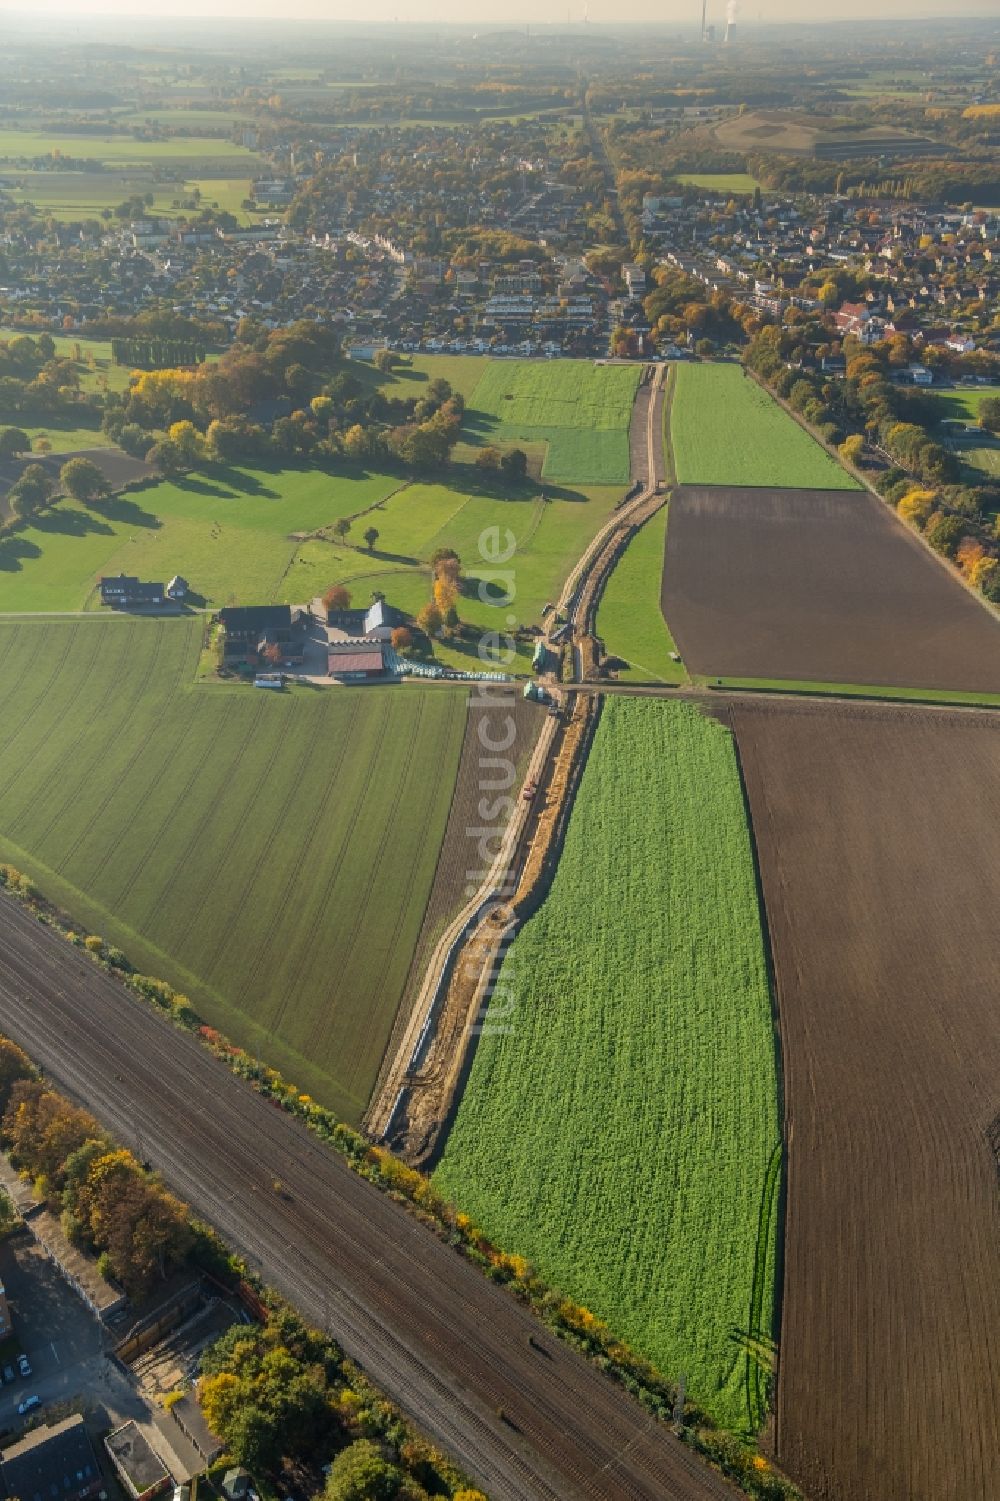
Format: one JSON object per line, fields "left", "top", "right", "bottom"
{"left": 662, "top": 486, "right": 1000, "bottom": 692}
{"left": 374, "top": 687, "right": 543, "bottom": 1091}
{"left": 730, "top": 698, "right": 1000, "bottom": 1501}
{"left": 0, "top": 446, "right": 151, "bottom": 496}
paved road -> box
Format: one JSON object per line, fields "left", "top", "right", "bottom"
{"left": 0, "top": 894, "right": 735, "bottom": 1501}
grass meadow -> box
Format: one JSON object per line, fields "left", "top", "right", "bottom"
{"left": 0, "top": 127, "right": 261, "bottom": 168}
{"left": 671, "top": 363, "right": 860, "bottom": 490}
{"left": 365, "top": 356, "right": 640, "bottom": 484}
{"left": 675, "top": 173, "right": 760, "bottom": 194}
{"left": 436, "top": 698, "right": 782, "bottom": 1433}
{"left": 0, "top": 616, "right": 466, "bottom": 1120}
{"left": 594, "top": 505, "right": 685, "bottom": 684}
{"left": 0, "top": 459, "right": 620, "bottom": 672}
{"left": 466, "top": 360, "right": 640, "bottom": 485}
{"left": 0, "top": 467, "right": 403, "bottom": 613}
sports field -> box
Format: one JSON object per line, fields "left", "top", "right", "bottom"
{"left": 671, "top": 364, "right": 859, "bottom": 489}
{"left": 594, "top": 506, "right": 684, "bottom": 683}
{"left": 0, "top": 616, "right": 466, "bottom": 1121}
{"left": 928, "top": 385, "right": 1000, "bottom": 422}
{"left": 467, "top": 360, "right": 641, "bottom": 484}
{"left": 930, "top": 387, "right": 1000, "bottom": 481}
{"left": 436, "top": 698, "right": 781, "bottom": 1432}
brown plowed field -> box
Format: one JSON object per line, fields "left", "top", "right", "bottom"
{"left": 663, "top": 486, "right": 1000, "bottom": 691}
{"left": 730, "top": 698, "right": 1000, "bottom": 1501}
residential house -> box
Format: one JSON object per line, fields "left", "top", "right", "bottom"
{"left": 100, "top": 576, "right": 165, "bottom": 609}
{"left": 0, "top": 1416, "right": 104, "bottom": 1501}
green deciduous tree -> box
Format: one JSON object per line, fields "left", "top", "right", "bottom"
{"left": 60, "top": 457, "right": 110, "bottom": 503}
{"left": 323, "top": 1440, "right": 402, "bottom": 1501}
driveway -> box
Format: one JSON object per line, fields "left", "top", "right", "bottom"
{"left": 0, "top": 1237, "right": 203, "bottom": 1480}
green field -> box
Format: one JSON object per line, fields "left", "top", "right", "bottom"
{"left": 0, "top": 617, "right": 466, "bottom": 1120}
{"left": 595, "top": 506, "right": 684, "bottom": 683}
{"left": 0, "top": 466, "right": 401, "bottom": 613}
{"left": 436, "top": 698, "right": 781, "bottom": 1432}
{"left": 12, "top": 422, "right": 113, "bottom": 453}
{"left": 0, "top": 128, "right": 261, "bottom": 168}
{"left": 929, "top": 385, "right": 1000, "bottom": 423}
{"left": 930, "top": 387, "right": 1000, "bottom": 482}
{"left": 1, "top": 170, "right": 262, "bottom": 226}
{"left": 0, "top": 461, "right": 619, "bottom": 668}
{"left": 359, "top": 354, "right": 489, "bottom": 403}
{"left": 1, "top": 326, "right": 140, "bottom": 396}
{"left": 366, "top": 356, "right": 640, "bottom": 484}
{"left": 675, "top": 173, "right": 760, "bottom": 194}
{"left": 466, "top": 360, "right": 641, "bottom": 485}
{"left": 671, "top": 364, "right": 860, "bottom": 490}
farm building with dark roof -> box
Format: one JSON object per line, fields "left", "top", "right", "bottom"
{"left": 218, "top": 605, "right": 306, "bottom": 666}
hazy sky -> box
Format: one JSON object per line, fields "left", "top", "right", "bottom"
{"left": 1, "top": 0, "right": 996, "bottom": 26}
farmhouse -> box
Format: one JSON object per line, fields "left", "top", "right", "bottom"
{"left": 218, "top": 605, "right": 306, "bottom": 666}
{"left": 100, "top": 575, "right": 166, "bottom": 609}
{"left": 317, "top": 597, "right": 407, "bottom": 639}
{"left": 327, "top": 640, "right": 386, "bottom": 681}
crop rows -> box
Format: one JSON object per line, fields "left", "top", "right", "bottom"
{"left": 0, "top": 617, "right": 467, "bottom": 1120}
{"left": 435, "top": 697, "right": 781, "bottom": 1432}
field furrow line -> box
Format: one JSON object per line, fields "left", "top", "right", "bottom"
{"left": 231, "top": 694, "right": 365, "bottom": 1014}
{"left": 50, "top": 625, "right": 170, "bottom": 874}
{"left": 270, "top": 692, "right": 396, "bottom": 1041}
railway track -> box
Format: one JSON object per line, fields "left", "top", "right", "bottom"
{"left": 0, "top": 893, "right": 736, "bottom": 1501}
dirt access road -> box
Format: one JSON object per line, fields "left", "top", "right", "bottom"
{"left": 730, "top": 698, "right": 1000, "bottom": 1501}
{"left": 0, "top": 893, "right": 736, "bottom": 1501}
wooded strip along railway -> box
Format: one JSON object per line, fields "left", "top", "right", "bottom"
{"left": 0, "top": 893, "right": 736, "bottom": 1501}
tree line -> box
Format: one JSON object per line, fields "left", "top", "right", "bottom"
{"left": 111, "top": 338, "right": 208, "bottom": 370}
{"left": 744, "top": 322, "right": 1000, "bottom": 602}
{"left": 0, "top": 1035, "right": 191, "bottom": 1298}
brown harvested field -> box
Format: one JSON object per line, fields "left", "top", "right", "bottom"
{"left": 663, "top": 485, "right": 1000, "bottom": 692}
{"left": 729, "top": 697, "right": 1000, "bottom": 1501}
